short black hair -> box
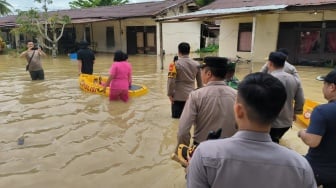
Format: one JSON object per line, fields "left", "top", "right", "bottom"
{"left": 237, "top": 72, "right": 287, "bottom": 125}
{"left": 268, "top": 51, "right": 286, "bottom": 68}
{"left": 173, "top": 55, "right": 178, "bottom": 62}
{"left": 114, "top": 50, "right": 128, "bottom": 62}
{"left": 277, "top": 48, "right": 289, "bottom": 56}
{"left": 178, "top": 42, "right": 190, "bottom": 55}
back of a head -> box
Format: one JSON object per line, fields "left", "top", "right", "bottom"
{"left": 202, "top": 56, "right": 228, "bottom": 79}
{"left": 178, "top": 42, "right": 190, "bottom": 55}
{"left": 114, "top": 50, "right": 127, "bottom": 62}
{"left": 268, "top": 51, "right": 286, "bottom": 68}
{"left": 237, "top": 72, "right": 287, "bottom": 125}
{"left": 79, "top": 40, "right": 89, "bottom": 49}
{"left": 277, "top": 48, "right": 289, "bottom": 56}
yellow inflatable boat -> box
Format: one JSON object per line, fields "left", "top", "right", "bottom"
{"left": 295, "top": 99, "right": 320, "bottom": 128}
{"left": 79, "top": 74, "right": 148, "bottom": 97}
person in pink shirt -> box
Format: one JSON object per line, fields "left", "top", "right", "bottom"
{"left": 103, "top": 50, "right": 132, "bottom": 102}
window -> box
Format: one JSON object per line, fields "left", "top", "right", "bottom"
{"left": 237, "top": 23, "right": 252, "bottom": 52}
{"left": 106, "top": 27, "right": 115, "bottom": 48}
{"left": 325, "top": 31, "right": 336, "bottom": 53}
{"left": 299, "top": 31, "right": 321, "bottom": 54}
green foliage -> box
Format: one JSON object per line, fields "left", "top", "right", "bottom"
{"left": 195, "top": 44, "right": 219, "bottom": 53}
{"left": 11, "top": 9, "right": 40, "bottom": 36}
{"left": 69, "top": 0, "right": 128, "bottom": 8}
{"left": 0, "top": 0, "right": 13, "bottom": 15}
{"left": 194, "top": 0, "right": 215, "bottom": 7}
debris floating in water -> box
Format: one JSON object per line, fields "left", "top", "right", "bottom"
{"left": 17, "top": 137, "right": 24, "bottom": 145}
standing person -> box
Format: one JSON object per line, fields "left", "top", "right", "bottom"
{"left": 176, "top": 56, "right": 237, "bottom": 153}
{"left": 103, "top": 50, "right": 132, "bottom": 102}
{"left": 77, "top": 40, "right": 95, "bottom": 75}
{"left": 260, "top": 48, "right": 300, "bottom": 79}
{"left": 167, "top": 42, "right": 203, "bottom": 118}
{"left": 19, "top": 40, "right": 46, "bottom": 80}
{"left": 298, "top": 69, "right": 336, "bottom": 187}
{"left": 187, "top": 72, "right": 316, "bottom": 188}
{"left": 267, "top": 51, "right": 304, "bottom": 143}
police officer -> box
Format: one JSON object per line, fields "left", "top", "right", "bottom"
{"left": 175, "top": 56, "right": 237, "bottom": 153}
{"left": 167, "top": 42, "right": 203, "bottom": 119}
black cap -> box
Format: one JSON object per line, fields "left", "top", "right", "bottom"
{"left": 198, "top": 56, "right": 228, "bottom": 69}
{"left": 79, "top": 40, "right": 89, "bottom": 48}
{"left": 268, "top": 52, "right": 286, "bottom": 67}
{"left": 316, "top": 70, "right": 336, "bottom": 84}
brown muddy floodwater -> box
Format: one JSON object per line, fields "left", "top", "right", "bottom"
{"left": 0, "top": 52, "right": 333, "bottom": 188}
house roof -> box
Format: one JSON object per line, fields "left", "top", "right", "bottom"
{"left": 59, "top": 0, "right": 194, "bottom": 20}
{"left": 160, "top": 0, "right": 336, "bottom": 21}
{"left": 0, "top": 0, "right": 196, "bottom": 26}
{"left": 200, "top": 0, "right": 336, "bottom": 10}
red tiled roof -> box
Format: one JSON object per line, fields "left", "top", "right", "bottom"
{"left": 53, "top": 0, "right": 193, "bottom": 19}
{"left": 201, "top": 0, "right": 336, "bottom": 10}
{"left": 0, "top": 0, "right": 194, "bottom": 26}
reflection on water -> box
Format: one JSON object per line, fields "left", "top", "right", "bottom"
{"left": 0, "top": 52, "right": 333, "bottom": 187}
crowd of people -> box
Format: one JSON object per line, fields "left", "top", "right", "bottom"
{"left": 168, "top": 42, "right": 336, "bottom": 187}
{"left": 19, "top": 39, "right": 335, "bottom": 187}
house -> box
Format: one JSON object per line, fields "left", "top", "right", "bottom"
{"left": 0, "top": 0, "right": 201, "bottom": 55}
{"left": 161, "top": 0, "right": 336, "bottom": 66}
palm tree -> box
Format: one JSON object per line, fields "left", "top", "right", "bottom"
{"left": 0, "top": 0, "right": 12, "bottom": 16}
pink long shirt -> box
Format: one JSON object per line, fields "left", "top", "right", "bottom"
{"left": 109, "top": 61, "right": 132, "bottom": 90}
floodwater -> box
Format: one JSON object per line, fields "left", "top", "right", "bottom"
{"left": 0, "top": 52, "right": 333, "bottom": 188}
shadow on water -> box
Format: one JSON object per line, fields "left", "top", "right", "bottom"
{"left": 0, "top": 52, "right": 334, "bottom": 187}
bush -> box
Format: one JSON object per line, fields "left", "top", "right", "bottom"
{"left": 195, "top": 44, "right": 219, "bottom": 53}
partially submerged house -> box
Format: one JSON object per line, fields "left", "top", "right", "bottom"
{"left": 0, "top": 0, "right": 200, "bottom": 55}
{"left": 162, "top": 0, "right": 336, "bottom": 66}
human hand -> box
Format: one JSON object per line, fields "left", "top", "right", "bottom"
{"left": 169, "top": 96, "right": 174, "bottom": 103}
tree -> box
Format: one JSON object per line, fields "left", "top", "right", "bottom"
{"left": 0, "top": 0, "right": 12, "bottom": 15}
{"left": 69, "top": 0, "right": 128, "bottom": 9}
{"left": 12, "top": 0, "right": 70, "bottom": 57}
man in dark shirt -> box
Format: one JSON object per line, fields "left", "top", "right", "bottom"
{"left": 77, "top": 40, "right": 95, "bottom": 75}
{"left": 298, "top": 70, "right": 336, "bottom": 187}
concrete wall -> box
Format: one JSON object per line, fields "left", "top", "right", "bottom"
{"left": 159, "top": 21, "right": 201, "bottom": 55}
{"left": 219, "top": 14, "right": 279, "bottom": 63}
{"left": 219, "top": 10, "right": 336, "bottom": 63}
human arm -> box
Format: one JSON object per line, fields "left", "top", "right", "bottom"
{"left": 128, "top": 63, "right": 132, "bottom": 88}
{"left": 103, "top": 74, "right": 113, "bottom": 92}
{"left": 19, "top": 46, "right": 34, "bottom": 58}
{"left": 167, "top": 62, "right": 176, "bottom": 102}
{"left": 298, "top": 129, "right": 322, "bottom": 148}
{"left": 187, "top": 146, "right": 210, "bottom": 188}
{"left": 37, "top": 47, "right": 46, "bottom": 57}
{"left": 77, "top": 60, "right": 82, "bottom": 75}
{"left": 176, "top": 93, "right": 197, "bottom": 152}
{"left": 260, "top": 62, "right": 269, "bottom": 73}
{"left": 298, "top": 107, "right": 324, "bottom": 148}
{"left": 195, "top": 68, "right": 203, "bottom": 88}
{"left": 293, "top": 81, "right": 305, "bottom": 116}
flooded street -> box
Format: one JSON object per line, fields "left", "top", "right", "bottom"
{"left": 0, "top": 52, "right": 333, "bottom": 187}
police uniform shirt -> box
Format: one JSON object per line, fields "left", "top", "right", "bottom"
{"left": 187, "top": 131, "right": 316, "bottom": 188}
{"left": 167, "top": 57, "right": 203, "bottom": 101}
{"left": 271, "top": 70, "right": 304, "bottom": 128}
{"left": 177, "top": 81, "right": 237, "bottom": 147}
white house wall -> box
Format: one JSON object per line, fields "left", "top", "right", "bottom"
{"left": 159, "top": 21, "right": 201, "bottom": 55}
{"left": 72, "top": 18, "right": 156, "bottom": 53}
{"left": 219, "top": 14, "right": 279, "bottom": 63}
{"left": 219, "top": 10, "right": 336, "bottom": 64}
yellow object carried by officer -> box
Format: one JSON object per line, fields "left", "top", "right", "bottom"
{"left": 168, "top": 62, "right": 177, "bottom": 78}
